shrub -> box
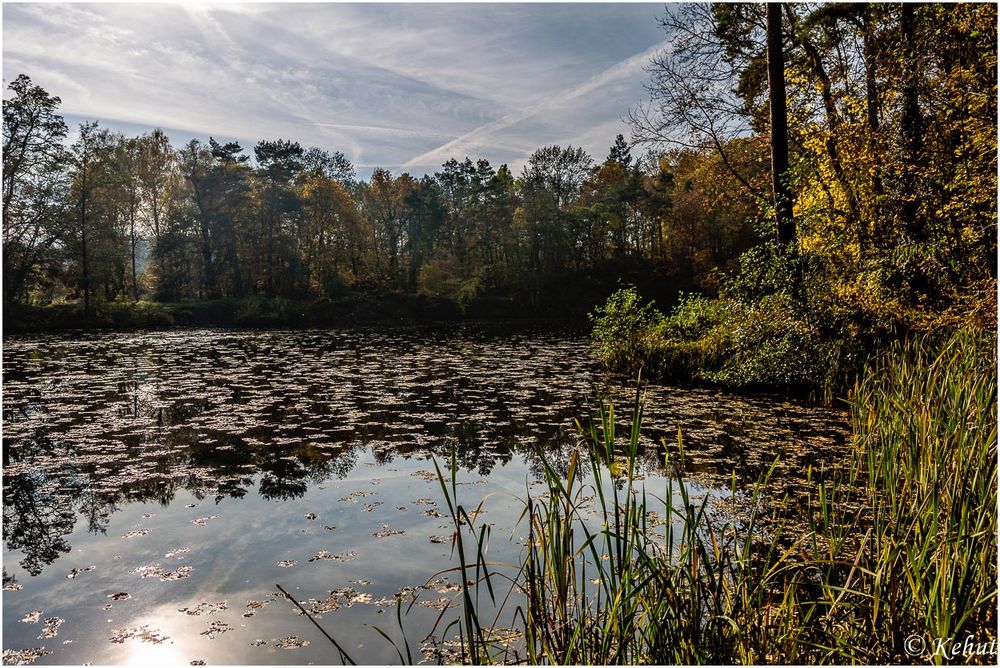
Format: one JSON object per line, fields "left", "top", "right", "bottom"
{"left": 589, "top": 286, "right": 663, "bottom": 374}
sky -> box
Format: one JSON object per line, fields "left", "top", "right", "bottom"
{"left": 3, "top": 2, "right": 671, "bottom": 177}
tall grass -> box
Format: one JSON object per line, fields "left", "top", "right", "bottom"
{"left": 426, "top": 330, "right": 997, "bottom": 664}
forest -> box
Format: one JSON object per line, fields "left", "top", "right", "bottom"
{"left": 3, "top": 84, "right": 754, "bottom": 326}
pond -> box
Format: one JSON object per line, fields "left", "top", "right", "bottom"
{"left": 2, "top": 325, "right": 850, "bottom": 665}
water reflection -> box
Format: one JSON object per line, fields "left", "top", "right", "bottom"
{"left": 3, "top": 324, "right": 849, "bottom": 581}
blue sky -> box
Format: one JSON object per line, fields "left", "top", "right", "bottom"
{"left": 3, "top": 3, "right": 670, "bottom": 176}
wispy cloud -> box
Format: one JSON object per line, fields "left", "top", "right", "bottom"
{"left": 402, "top": 38, "right": 670, "bottom": 172}
{"left": 2, "top": 3, "right": 666, "bottom": 175}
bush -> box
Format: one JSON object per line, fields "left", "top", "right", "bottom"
{"left": 589, "top": 286, "right": 663, "bottom": 374}
{"left": 417, "top": 254, "right": 481, "bottom": 305}
{"left": 592, "top": 286, "right": 854, "bottom": 397}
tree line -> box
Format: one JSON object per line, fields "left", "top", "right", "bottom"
{"left": 3, "top": 75, "right": 763, "bottom": 319}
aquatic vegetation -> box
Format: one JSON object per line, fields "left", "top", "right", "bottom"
{"left": 2, "top": 326, "right": 853, "bottom": 664}
{"left": 178, "top": 601, "right": 228, "bottom": 616}
{"left": 109, "top": 625, "right": 169, "bottom": 644}
{"left": 427, "top": 331, "right": 997, "bottom": 664}
{"left": 1, "top": 647, "right": 50, "bottom": 665}
{"left": 199, "top": 620, "right": 232, "bottom": 638}
{"left": 36, "top": 618, "right": 62, "bottom": 640}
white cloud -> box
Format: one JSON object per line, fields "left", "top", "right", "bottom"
{"left": 3, "top": 2, "right": 667, "bottom": 175}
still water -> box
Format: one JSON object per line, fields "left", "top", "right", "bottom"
{"left": 2, "top": 325, "right": 849, "bottom": 665}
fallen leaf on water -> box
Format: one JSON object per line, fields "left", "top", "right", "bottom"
{"left": 67, "top": 566, "right": 95, "bottom": 578}
{"left": 38, "top": 618, "right": 63, "bottom": 640}
{"left": 338, "top": 491, "right": 375, "bottom": 503}
{"left": 160, "top": 566, "right": 193, "bottom": 581}
{"left": 373, "top": 523, "right": 405, "bottom": 538}
{"left": 122, "top": 529, "right": 150, "bottom": 539}
{"left": 274, "top": 636, "right": 310, "bottom": 649}
{"left": 191, "top": 516, "right": 219, "bottom": 527}
{"left": 179, "top": 601, "right": 228, "bottom": 616}
{"left": 200, "top": 620, "right": 232, "bottom": 638}
{"left": 2, "top": 648, "right": 51, "bottom": 665}
{"left": 110, "top": 625, "right": 170, "bottom": 644}
{"left": 108, "top": 592, "right": 131, "bottom": 601}
{"left": 304, "top": 513, "right": 317, "bottom": 520}
{"left": 276, "top": 560, "right": 297, "bottom": 568}
{"left": 20, "top": 611, "right": 41, "bottom": 624}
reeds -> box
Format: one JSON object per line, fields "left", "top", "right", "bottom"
{"left": 423, "top": 330, "right": 997, "bottom": 664}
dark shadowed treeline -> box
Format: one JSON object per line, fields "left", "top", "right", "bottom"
{"left": 3, "top": 78, "right": 761, "bottom": 321}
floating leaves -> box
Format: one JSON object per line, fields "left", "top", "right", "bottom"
{"left": 303, "top": 512, "right": 317, "bottom": 520}
{"left": 275, "top": 560, "right": 297, "bottom": 568}
{"left": 129, "top": 564, "right": 192, "bottom": 581}
{"left": 307, "top": 550, "right": 356, "bottom": 563}
{"left": 243, "top": 599, "right": 271, "bottom": 618}
{"left": 249, "top": 639, "right": 267, "bottom": 647}
{"left": 108, "top": 592, "right": 131, "bottom": 601}
{"left": 20, "top": 611, "right": 41, "bottom": 624}
{"left": 273, "top": 636, "right": 310, "bottom": 649}
{"left": 338, "top": 490, "right": 375, "bottom": 503}
{"left": 429, "top": 535, "right": 451, "bottom": 544}
{"left": 110, "top": 625, "right": 170, "bottom": 644}
{"left": 164, "top": 547, "right": 190, "bottom": 559}
{"left": 373, "top": 523, "right": 404, "bottom": 538}
{"left": 179, "top": 601, "right": 228, "bottom": 616}
{"left": 38, "top": 618, "right": 63, "bottom": 640}
{"left": 199, "top": 620, "right": 232, "bottom": 639}
{"left": 121, "top": 528, "right": 150, "bottom": 539}
{"left": 419, "top": 597, "right": 453, "bottom": 610}
{"left": 303, "top": 587, "right": 371, "bottom": 615}
{"left": 160, "top": 566, "right": 193, "bottom": 581}
{"left": 2, "top": 648, "right": 51, "bottom": 665}
{"left": 191, "top": 516, "right": 219, "bottom": 527}
{"left": 66, "top": 566, "right": 95, "bottom": 579}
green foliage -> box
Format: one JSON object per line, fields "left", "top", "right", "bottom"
{"left": 589, "top": 286, "right": 663, "bottom": 374}
{"left": 233, "top": 296, "right": 298, "bottom": 327}
{"left": 416, "top": 254, "right": 482, "bottom": 305}
{"left": 424, "top": 332, "right": 997, "bottom": 663}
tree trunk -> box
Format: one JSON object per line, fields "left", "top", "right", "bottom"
{"left": 900, "top": 2, "right": 924, "bottom": 240}
{"left": 767, "top": 3, "right": 794, "bottom": 247}
{"left": 80, "top": 168, "right": 91, "bottom": 326}
{"left": 863, "top": 9, "right": 884, "bottom": 243}
{"left": 130, "top": 200, "right": 139, "bottom": 302}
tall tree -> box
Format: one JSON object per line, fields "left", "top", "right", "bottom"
{"left": 2, "top": 75, "right": 69, "bottom": 306}
{"left": 766, "top": 3, "right": 794, "bottom": 246}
